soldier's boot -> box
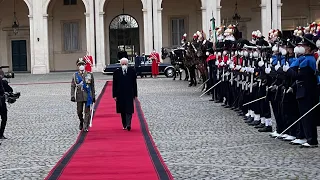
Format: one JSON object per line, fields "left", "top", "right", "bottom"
{"left": 258, "top": 126, "right": 272, "bottom": 132}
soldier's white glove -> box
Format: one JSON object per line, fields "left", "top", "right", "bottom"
{"left": 258, "top": 60, "right": 264, "bottom": 67}
{"left": 283, "top": 62, "right": 290, "bottom": 72}
{"left": 235, "top": 65, "right": 241, "bottom": 70}
{"left": 220, "top": 62, "right": 225, "bottom": 66}
{"left": 275, "top": 61, "right": 281, "bottom": 71}
{"left": 265, "top": 67, "right": 271, "bottom": 74}
{"left": 215, "top": 60, "right": 219, "bottom": 66}
{"left": 249, "top": 67, "right": 255, "bottom": 73}
{"left": 269, "top": 58, "right": 273, "bottom": 64}
{"left": 227, "top": 60, "right": 231, "bottom": 65}
{"left": 240, "top": 67, "right": 245, "bottom": 72}
{"left": 229, "top": 63, "right": 235, "bottom": 69}
{"left": 286, "top": 87, "right": 293, "bottom": 93}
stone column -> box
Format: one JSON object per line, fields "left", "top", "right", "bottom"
{"left": 260, "top": 0, "right": 272, "bottom": 39}
{"left": 152, "top": 0, "right": 162, "bottom": 56}
{"left": 31, "top": 3, "right": 49, "bottom": 74}
{"left": 28, "top": 15, "right": 35, "bottom": 72}
{"left": 272, "top": 0, "right": 282, "bottom": 30}
{"left": 84, "top": 12, "right": 91, "bottom": 59}
{"left": 42, "top": 14, "right": 50, "bottom": 73}
{"left": 48, "top": 15, "right": 54, "bottom": 71}
{"left": 142, "top": 9, "right": 149, "bottom": 54}
{"left": 201, "top": 7, "right": 208, "bottom": 36}
{"left": 94, "top": 12, "right": 105, "bottom": 71}
{"left": 157, "top": 8, "right": 163, "bottom": 55}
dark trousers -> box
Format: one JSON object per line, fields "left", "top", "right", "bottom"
{"left": 0, "top": 99, "right": 8, "bottom": 137}
{"left": 189, "top": 65, "right": 197, "bottom": 85}
{"left": 0, "top": 112, "right": 7, "bottom": 137}
{"left": 298, "top": 96, "right": 318, "bottom": 145}
{"left": 135, "top": 67, "right": 141, "bottom": 77}
{"left": 121, "top": 113, "right": 132, "bottom": 128}
{"left": 77, "top": 102, "right": 91, "bottom": 128}
{"left": 281, "top": 93, "right": 300, "bottom": 136}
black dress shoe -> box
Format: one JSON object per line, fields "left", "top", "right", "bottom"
{"left": 127, "top": 126, "right": 131, "bottom": 131}
{"left": 254, "top": 123, "right": 265, "bottom": 128}
{"left": 209, "top": 99, "right": 215, "bottom": 101}
{"left": 221, "top": 104, "right": 227, "bottom": 107}
{"left": 0, "top": 136, "right": 7, "bottom": 139}
{"left": 244, "top": 117, "right": 254, "bottom": 123}
{"left": 258, "top": 126, "right": 272, "bottom": 132}
{"left": 248, "top": 120, "right": 261, "bottom": 126}
{"left": 224, "top": 105, "right": 231, "bottom": 108}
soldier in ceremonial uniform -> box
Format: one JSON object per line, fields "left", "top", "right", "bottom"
{"left": 71, "top": 58, "right": 96, "bottom": 132}
{"left": 286, "top": 34, "right": 318, "bottom": 147}
{"left": 150, "top": 49, "right": 160, "bottom": 78}
{"left": 84, "top": 51, "right": 93, "bottom": 72}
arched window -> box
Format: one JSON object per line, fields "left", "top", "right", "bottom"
{"left": 109, "top": 14, "right": 140, "bottom": 64}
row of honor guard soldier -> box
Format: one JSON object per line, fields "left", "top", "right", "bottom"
{"left": 188, "top": 23, "right": 320, "bottom": 148}
{"left": 71, "top": 58, "right": 96, "bottom": 132}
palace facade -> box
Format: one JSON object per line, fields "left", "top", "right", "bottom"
{"left": 0, "top": 0, "right": 318, "bottom": 73}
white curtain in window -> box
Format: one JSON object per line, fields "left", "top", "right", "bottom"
{"left": 63, "top": 22, "right": 79, "bottom": 51}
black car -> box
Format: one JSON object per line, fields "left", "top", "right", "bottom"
{"left": 102, "top": 59, "right": 175, "bottom": 78}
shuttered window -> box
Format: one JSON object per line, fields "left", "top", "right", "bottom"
{"left": 171, "top": 18, "right": 185, "bottom": 46}
{"left": 63, "top": 22, "right": 80, "bottom": 52}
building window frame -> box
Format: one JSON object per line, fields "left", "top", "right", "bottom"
{"left": 169, "top": 16, "right": 188, "bottom": 47}
{"left": 61, "top": 20, "right": 82, "bottom": 53}
{"left": 64, "top": 0, "right": 77, "bottom": 5}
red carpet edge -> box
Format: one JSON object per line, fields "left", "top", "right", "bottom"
{"left": 44, "top": 81, "right": 173, "bottom": 180}
{"left": 44, "top": 81, "right": 109, "bottom": 180}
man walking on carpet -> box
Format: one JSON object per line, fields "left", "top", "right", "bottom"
{"left": 113, "top": 58, "right": 138, "bottom": 131}
{"left": 71, "top": 58, "right": 96, "bottom": 132}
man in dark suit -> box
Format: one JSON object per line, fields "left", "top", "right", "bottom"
{"left": 112, "top": 58, "right": 138, "bottom": 131}
{"left": 134, "top": 52, "right": 143, "bottom": 77}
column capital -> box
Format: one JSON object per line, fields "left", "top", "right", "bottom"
{"left": 142, "top": 8, "right": 147, "bottom": 12}
{"left": 28, "top": 15, "right": 33, "bottom": 18}
{"left": 278, "top": 3, "right": 283, "bottom": 7}
{"left": 84, "top": 12, "right": 90, "bottom": 17}
{"left": 157, "top": 8, "right": 163, "bottom": 12}
{"left": 99, "top": 12, "right": 105, "bottom": 15}
{"left": 201, "top": 7, "right": 206, "bottom": 11}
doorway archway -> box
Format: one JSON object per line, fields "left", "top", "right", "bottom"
{"left": 109, "top": 14, "right": 139, "bottom": 64}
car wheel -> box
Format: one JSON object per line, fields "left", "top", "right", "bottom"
{"left": 165, "top": 68, "right": 174, "bottom": 78}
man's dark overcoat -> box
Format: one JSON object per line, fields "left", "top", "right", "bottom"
{"left": 112, "top": 67, "right": 137, "bottom": 114}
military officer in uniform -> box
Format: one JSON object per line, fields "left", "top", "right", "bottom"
{"left": 71, "top": 58, "right": 96, "bottom": 132}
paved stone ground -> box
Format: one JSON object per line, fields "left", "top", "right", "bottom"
{"left": 0, "top": 73, "right": 320, "bottom": 179}
{"left": 138, "top": 77, "right": 320, "bottom": 180}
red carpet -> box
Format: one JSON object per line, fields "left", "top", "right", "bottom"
{"left": 45, "top": 81, "right": 173, "bottom": 180}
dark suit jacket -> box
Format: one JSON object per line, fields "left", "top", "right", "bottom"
{"left": 134, "top": 56, "right": 142, "bottom": 67}
{"left": 112, "top": 67, "right": 137, "bottom": 114}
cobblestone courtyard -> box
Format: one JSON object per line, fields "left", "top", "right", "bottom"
{"left": 0, "top": 73, "right": 320, "bottom": 179}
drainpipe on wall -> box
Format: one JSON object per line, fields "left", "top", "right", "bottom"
{"left": 151, "top": 0, "right": 155, "bottom": 50}
{"left": 93, "top": 0, "right": 97, "bottom": 65}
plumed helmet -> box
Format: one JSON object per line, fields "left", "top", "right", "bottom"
{"left": 76, "top": 58, "right": 86, "bottom": 65}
